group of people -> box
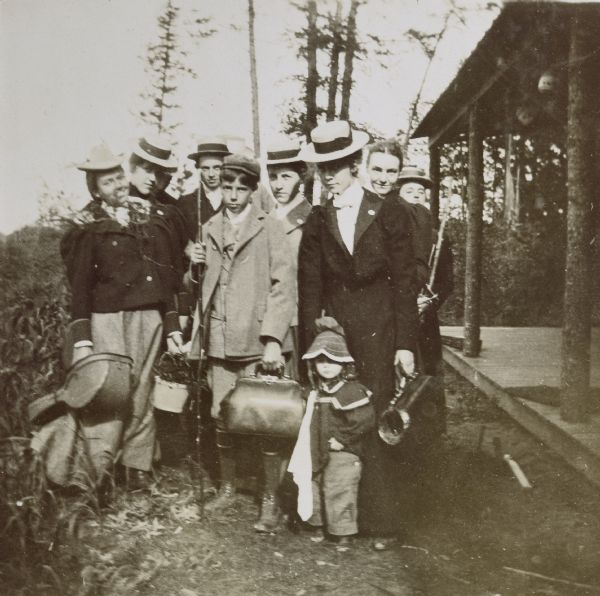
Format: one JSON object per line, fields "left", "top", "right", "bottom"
{"left": 32, "top": 119, "right": 453, "bottom": 551}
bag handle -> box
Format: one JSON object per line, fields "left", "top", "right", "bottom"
{"left": 254, "top": 361, "right": 286, "bottom": 379}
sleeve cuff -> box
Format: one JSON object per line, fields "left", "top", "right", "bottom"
{"left": 73, "top": 340, "right": 93, "bottom": 348}
{"left": 70, "top": 318, "right": 92, "bottom": 343}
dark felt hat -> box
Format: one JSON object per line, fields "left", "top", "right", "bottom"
{"left": 397, "top": 165, "right": 432, "bottom": 189}
{"left": 223, "top": 153, "right": 261, "bottom": 179}
{"left": 187, "top": 136, "right": 231, "bottom": 162}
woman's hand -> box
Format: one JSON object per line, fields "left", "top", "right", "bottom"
{"left": 394, "top": 349, "right": 415, "bottom": 376}
{"left": 328, "top": 437, "right": 344, "bottom": 451}
{"left": 261, "top": 340, "right": 283, "bottom": 374}
{"left": 189, "top": 242, "right": 206, "bottom": 265}
{"left": 166, "top": 332, "right": 184, "bottom": 354}
{"left": 72, "top": 345, "right": 93, "bottom": 364}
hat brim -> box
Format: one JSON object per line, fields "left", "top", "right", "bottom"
{"left": 302, "top": 348, "right": 354, "bottom": 363}
{"left": 188, "top": 149, "right": 231, "bottom": 161}
{"left": 298, "top": 130, "right": 369, "bottom": 163}
{"left": 266, "top": 155, "right": 305, "bottom": 166}
{"left": 398, "top": 176, "right": 432, "bottom": 189}
{"left": 76, "top": 156, "right": 124, "bottom": 172}
{"left": 133, "top": 148, "right": 178, "bottom": 172}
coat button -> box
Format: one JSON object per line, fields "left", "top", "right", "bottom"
{"left": 112, "top": 240, "right": 118, "bottom": 246}
{"left": 146, "top": 275, "right": 153, "bottom": 281}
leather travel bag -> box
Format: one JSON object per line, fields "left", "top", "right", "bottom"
{"left": 221, "top": 366, "right": 305, "bottom": 438}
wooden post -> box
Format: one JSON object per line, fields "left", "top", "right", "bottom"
{"left": 463, "top": 104, "right": 484, "bottom": 357}
{"left": 560, "top": 9, "right": 594, "bottom": 422}
{"left": 248, "top": 0, "right": 261, "bottom": 156}
{"left": 429, "top": 142, "right": 440, "bottom": 224}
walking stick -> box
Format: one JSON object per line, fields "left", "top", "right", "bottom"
{"left": 190, "top": 184, "right": 207, "bottom": 519}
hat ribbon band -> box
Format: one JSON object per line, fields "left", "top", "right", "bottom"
{"left": 139, "top": 138, "right": 172, "bottom": 161}
{"left": 267, "top": 149, "right": 300, "bottom": 160}
{"left": 313, "top": 134, "right": 353, "bottom": 155}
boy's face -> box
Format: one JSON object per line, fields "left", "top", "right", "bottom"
{"left": 222, "top": 175, "right": 253, "bottom": 214}
{"left": 399, "top": 181, "right": 427, "bottom": 206}
{"left": 315, "top": 355, "right": 343, "bottom": 380}
{"left": 198, "top": 155, "right": 224, "bottom": 190}
{"left": 268, "top": 165, "right": 301, "bottom": 205}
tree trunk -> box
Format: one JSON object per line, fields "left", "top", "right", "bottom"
{"left": 248, "top": 0, "right": 261, "bottom": 156}
{"left": 339, "top": 0, "right": 359, "bottom": 121}
{"left": 463, "top": 105, "right": 484, "bottom": 358}
{"left": 305, "top": 0, "right": 318, "bottom": 140}
{"left": 560, "top": 9, "right": 594, "bottom": 422}
{"left": 326, "top": 0, "right": 343, "bottom": 120}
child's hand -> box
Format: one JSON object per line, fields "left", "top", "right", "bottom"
{"left": 328, "top": 438, "right": 344, "bottom": 451}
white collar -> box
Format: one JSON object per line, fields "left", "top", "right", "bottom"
{"left": 331, "top": 181, "right": 363, "bottom": 209}
{"left": 203, "top": 184, "right": 222, "bottom": 210}
{"left": 225, "top": 203, "right": 252, "bottom": 226}
{"left": 274, "top": 193, "right": 305, "bottom": 220}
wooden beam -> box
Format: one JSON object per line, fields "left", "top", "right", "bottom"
{"left": 429, "top": 143, "right": 441, "bottom": 224}
{"left": 463, "top": 105, "right": 484, "bottom": 358}
{"left": 560, "top": 9, "right": 594, "bottom": 422}
{"left": 427, "top": 61, "right": 511, "bottom": 149}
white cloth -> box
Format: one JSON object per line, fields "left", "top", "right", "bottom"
{"left": 274, "top": 193, "right": 305, "bottom": 220}
{"left": 288, "top": 389, "right": 318, "bottom": 521}
{"left": 204, "top": 186, "right": 223, "bottom": 212}
{"left": 332, "top": 182, "right": 364, "bottom": 254}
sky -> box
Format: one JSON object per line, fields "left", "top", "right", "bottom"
{"left": 0, "top": 0, "right": 500, "bottom": 234}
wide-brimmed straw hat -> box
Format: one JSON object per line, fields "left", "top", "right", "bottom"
{"left": 303, "top": 316, "right": 354, "bottom": 363}
{"left": 76, "top": 143, "right": 124, "bottom": 172}
{"left": 132, "top": 135, "right": 178, "bottom": 172}
{"left": 397, "top": 165, "right": 432, "bottom": 189}
{"left": 223, "top": 153, "right": 261, "bottom": 178}
{"left": 266, "top": 139, "right": 304, "bottom": 166}
{"left": 28, "top": 353, "right": 133, "bottom": 425}
{"left": 299, "top": 120, "right": 369, "bottom": 164}
{"left": 187, "top": 136, "right": 231, "bottom": 162}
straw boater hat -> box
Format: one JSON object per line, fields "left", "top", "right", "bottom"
{"left": 77, "top": 143, "right": 124, "bottom": 172}
{"left": 132, "top": 134, "right": 178, "bottom": 172}
{"left": 223, "top": 153, "right": 261, "bottom": 178}
{"left": 299, "top": 120, "right": 370, "bottom": 163}
{"left": 303, "top": 316, "right": 354, "bottom": 363}
{"left": 397, "top": 165, "right": 432, "bottom": 189}
{"left": 265, "top": 139, "right": 304, "bottom": 165}
{"left": 187, "top": 136, "right": 231, "bottom": 162}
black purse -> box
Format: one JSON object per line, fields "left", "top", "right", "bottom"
{"left": 220, "top": 365, "right": 305, "bottom": 438}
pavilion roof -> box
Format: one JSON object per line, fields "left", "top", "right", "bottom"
{"left": 412, "top": 1, "right": 600, "bottom": 145}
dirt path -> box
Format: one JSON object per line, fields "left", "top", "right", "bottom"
{"left": 12, "top": 368, "right": 600, "bottom": 595}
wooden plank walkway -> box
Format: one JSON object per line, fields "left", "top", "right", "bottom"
{"left": 441, "top": 326, "right": 600, "bottom": 488}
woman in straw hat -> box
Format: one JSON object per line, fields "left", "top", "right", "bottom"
{"left": 38, "top": 143, "right": 186, "bottom": 492}
{"left": 298, "top": 120, "right": 418, "bottom": 550}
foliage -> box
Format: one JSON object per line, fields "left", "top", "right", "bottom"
{"left": 440, "top": 217, "right": 570, "bottom": 327}
{"left": 138, "top": 0, "right": 215, "bottom": 134}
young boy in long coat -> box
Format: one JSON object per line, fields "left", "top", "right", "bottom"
{"left": 188, "top": 154, "right": 295, "bottom": 532}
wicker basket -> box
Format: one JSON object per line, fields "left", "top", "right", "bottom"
{"left": 152, "top": 375, "right": 189, "bottom": 413}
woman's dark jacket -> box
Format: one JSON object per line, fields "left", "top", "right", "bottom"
{"left": 60, "top": 200, "right": 184, "bottom": 343}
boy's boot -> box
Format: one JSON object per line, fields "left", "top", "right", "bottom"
{"left": 254, "top": 450, "right": 282, "bottom": 533}
{"left": 206, "top": 430, "right": 236, "bottom": 513}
